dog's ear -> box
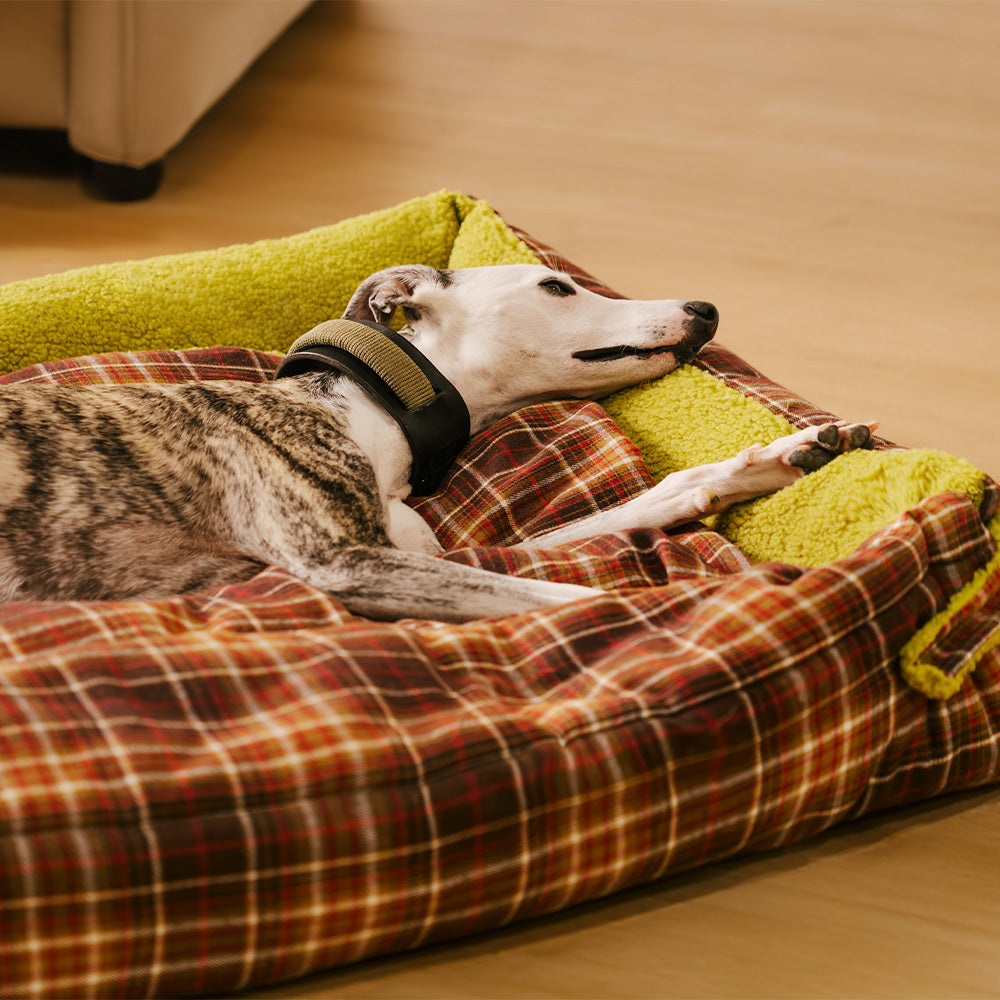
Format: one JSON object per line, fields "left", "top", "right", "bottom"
{"left": 342, "top": 266, "right": 445, "bottom": 325}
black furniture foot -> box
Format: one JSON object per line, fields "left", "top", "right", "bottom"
{"left": 79, "top": 156, "right": 166, "bottom": 202}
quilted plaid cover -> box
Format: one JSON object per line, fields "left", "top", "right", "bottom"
{"left": 2, "top": 315, "right": 1000, "bottom": 994}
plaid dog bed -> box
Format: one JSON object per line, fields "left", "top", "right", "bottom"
{"left": 1, "top": 336, "right": 999, "bottom": 998}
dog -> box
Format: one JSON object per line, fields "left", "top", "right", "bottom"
{"left": 0, "top": 264, "right": 872, "bottom": 621}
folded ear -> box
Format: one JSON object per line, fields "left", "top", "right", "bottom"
{"left": 342, "top": 265, "right": 446, "bottom": 325}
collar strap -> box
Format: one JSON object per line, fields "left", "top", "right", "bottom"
{"left": 273, "top": 319, "right": 471, "bottom": 496}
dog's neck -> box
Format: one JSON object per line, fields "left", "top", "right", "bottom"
{"left": 276, "top": 320, "right": 471, "bottom": 496}
{"left": 400, "top": 323, "right": 563, "bottom": 436}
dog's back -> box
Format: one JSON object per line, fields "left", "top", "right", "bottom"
{"left": 0, "top": 376, "right": 388, "bottom": 601}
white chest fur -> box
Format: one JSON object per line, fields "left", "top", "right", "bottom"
{"left": 337, "top": 382, "right": 443, "bottom": 555}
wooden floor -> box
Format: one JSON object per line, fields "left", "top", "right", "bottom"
{"left": 3, "top": 1, "right": 1000, "bottom": 996}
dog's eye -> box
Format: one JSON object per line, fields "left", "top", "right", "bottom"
{"left": 538, "top": 277, "right": 576, "bottom": 297}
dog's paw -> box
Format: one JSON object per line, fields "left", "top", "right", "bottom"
{"left": 787, "top": 421, "right": 877, "bottom": 474}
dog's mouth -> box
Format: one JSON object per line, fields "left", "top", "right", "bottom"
{"left": 572, "top": 343, "right": 695, "bottom": 364}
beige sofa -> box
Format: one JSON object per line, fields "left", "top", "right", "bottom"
{"left": 0, "top": 0, "right": 313, "bottom": 199}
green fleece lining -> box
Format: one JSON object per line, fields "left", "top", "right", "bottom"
{"left": 899, "top": 514, "right": 1000, "bottom": 699}
{"left": 0, "top": 190, "right": 535, "bottom": 374}
{"left": 602, "top": 364, "right": 987, "bottom": 567}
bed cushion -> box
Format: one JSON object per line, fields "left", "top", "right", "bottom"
{"left": 1, "top": 194, "right": 999, "bottom": 998}
{"left": 0, "top": 190, "right": 536, "bottom": 374}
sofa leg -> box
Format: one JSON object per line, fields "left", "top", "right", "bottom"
{"left": 79, "top": 157, "right": 166, "bottom": 202}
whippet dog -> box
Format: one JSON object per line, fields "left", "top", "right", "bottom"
{"left": 0, "top": 264, "right": 872, "bottom": 620}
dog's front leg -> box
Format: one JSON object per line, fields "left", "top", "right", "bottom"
{"left": 527, "top": 421, "right": 875, "bottom": 547}
{"left": 384, "top": 497, "right": 444, "bottom": 555}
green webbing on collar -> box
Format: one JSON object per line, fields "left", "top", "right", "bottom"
{"left": 285, "top": 320, "right": 436, "bottom": 411}
{"left": 274, "top": 318, "right": 471, "bottom": 496}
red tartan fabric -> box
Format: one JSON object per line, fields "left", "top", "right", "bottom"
{"left": 1, "top": 340, "right": 999, "bottom": 999}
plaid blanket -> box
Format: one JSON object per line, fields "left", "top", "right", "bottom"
{"left": 1, "top": 338, "right": 1000, "bottom": 998}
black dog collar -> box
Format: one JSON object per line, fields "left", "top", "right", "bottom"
{"left": 273, "top": 319, "right": 471, "bottom": 496}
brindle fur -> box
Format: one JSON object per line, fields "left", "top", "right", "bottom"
{"left": 0, "top": 374, "right": 384, "bottom": 601}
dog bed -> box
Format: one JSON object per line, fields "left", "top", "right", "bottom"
{"left": 1, "top": 191, "right": 998, "bottom": 999}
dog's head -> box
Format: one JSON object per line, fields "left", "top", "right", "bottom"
{"left": 343, "top": 264, "right": 717, "bottom": 429}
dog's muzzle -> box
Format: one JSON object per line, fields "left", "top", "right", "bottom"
{"left": 273, "top": 319, "right": 471, "bottom": 496}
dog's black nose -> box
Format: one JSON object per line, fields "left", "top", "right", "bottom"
{"left": 682, "top": 300, "right": 719, "bottom": 347}
{"left": 683, "top": 301, "right": 719, "bottom": 325}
